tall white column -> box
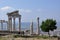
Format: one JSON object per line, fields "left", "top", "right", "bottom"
{"left": 37, "top": 17, "right": 40, "bottom": 35}
{"left": 30, "top": 21, "right": 33, "bottom": 35}
{"left": 8, "top": 16, "right": 12, "bottom": 31}
{"left": 19, "top": 16, "right": 21, "bottom": 32}
{"left": 13, "top": 17, "right": 15, "bottom": 31}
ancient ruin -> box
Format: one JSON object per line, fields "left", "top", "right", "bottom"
{"left": 0, "top": 20, "right": 8, "bottom": 30}
{"left": 0, "top": 10, "right": 40, "bottom": 35}
{"left": 7, "top": 10, "right": 21, "bottom": 31}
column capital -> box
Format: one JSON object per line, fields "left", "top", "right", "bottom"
{"left": 37, "top": 17, "right": 39, "bottom": 20}
{"left": 8, "top": 16, "right": 12, "bottom": 18}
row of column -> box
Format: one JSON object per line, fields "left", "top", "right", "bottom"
{"left": 0, "top": 20, "right": 8, "bottom": 30}
{"left": 30, "top": 17, "right": 40, "bottom": 35}
{"left": 8, "top": 16, "right": 21, "bottom": 31}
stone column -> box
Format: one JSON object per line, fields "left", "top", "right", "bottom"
{"left": 6, "top": 21, "right": 8, "bottom": 30}
{"left": 8, "top": 16, "right": 12, "bottom": 31}
{"left": 37, "top": 17, "right": 40, "bottom": 35}
{"left": 7, "top": 16, "right": 9, "bottom": 31}
{"left": 19, "top": 15, "right": 21, "bottom": 32}
{"left": 13, "top": 17, "right": 15, "bottom": 31}
{"left": 1, "top": 21, "right": 3, "bottom": 30}
{"left": 30, "top": 21, "right": 33, "bottom": 35}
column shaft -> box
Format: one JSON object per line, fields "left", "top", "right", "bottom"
{"left": 1, "top": 21, "right": 3, "bottom": 30}
{"left": 8, "top": 18, "right": 10, "bottom": 31}
{"left": 13, "top": 17, "right": 15, "bottom": 31}
{"left": 30, "top": 21, "right": 33, "bottom": 35}
{"left": 7, "top": 22, "right": 8, "bottom": 30}
{"left": 37, "top": 17, "right": 40, "bottom": 35}
{"left": 8, "top": 16, "right": 12, "bottom": 31}
{"left": 19, "top": 17, "right": 21, "bottom": 31}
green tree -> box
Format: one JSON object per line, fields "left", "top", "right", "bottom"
{"left": 40, "top": 19, "right": 57, "bottom": 37}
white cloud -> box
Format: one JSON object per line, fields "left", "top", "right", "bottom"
{"left": 0, "top": 6, "right": 16, "bottom": 21}
{"left": 37, "top": 9, "right": 47, "bottom": 12}
{"left": 19, "top": 9, "right": 32, "bottom": 13}
{"left": 0, "top": 6, "right": 12, "bottom": 10}
{"left": 19, "top": 9, "right": 25, "bottom": 12}
{"left": 25, "top": 9, "right": 32, "bottom": 13}
{"left": 0, "top": 6, "right": 32, "bottom": 13}
{"left": 0, "top": 6, "right": 17, "bottom": 13}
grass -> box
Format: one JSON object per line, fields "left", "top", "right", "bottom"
{"left": 12, "top": 34, "right": 49, "bottom": 39}
{"left": 0, "top": 37, "right": 7, "bottom": 40}
{"left": 15, "top": 35, "right": 58, "bottom": 39}
{"left": 0, "top": 34, "right": 58, "bottom": 40}
{"left": 35, "top": 35, "right": 49, "bottom": 39}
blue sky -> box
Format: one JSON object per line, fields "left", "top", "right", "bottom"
{"left": 0, "top": 0, "right": 60, "bottom": 22}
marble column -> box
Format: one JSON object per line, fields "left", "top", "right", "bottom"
{"left": 8, "top": 16, "right": 12, "bottom": 31}
{"left": 13, "top": 17, "right": 15, "bottom": 31}
{"left": 19, "top": 16, "right": 21, "bottom": 32}
{"left": 37, "top": 17, "right": 40, "bottom": 35}
{"left": 30, "top": 21, "right": 33, "bottom": 35}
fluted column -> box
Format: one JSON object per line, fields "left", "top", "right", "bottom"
{"left": 13, "top": 17, "right": 15, "bottom": 31}
{"left": 19, "top": 15, "right": 21, "bottom": 32}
